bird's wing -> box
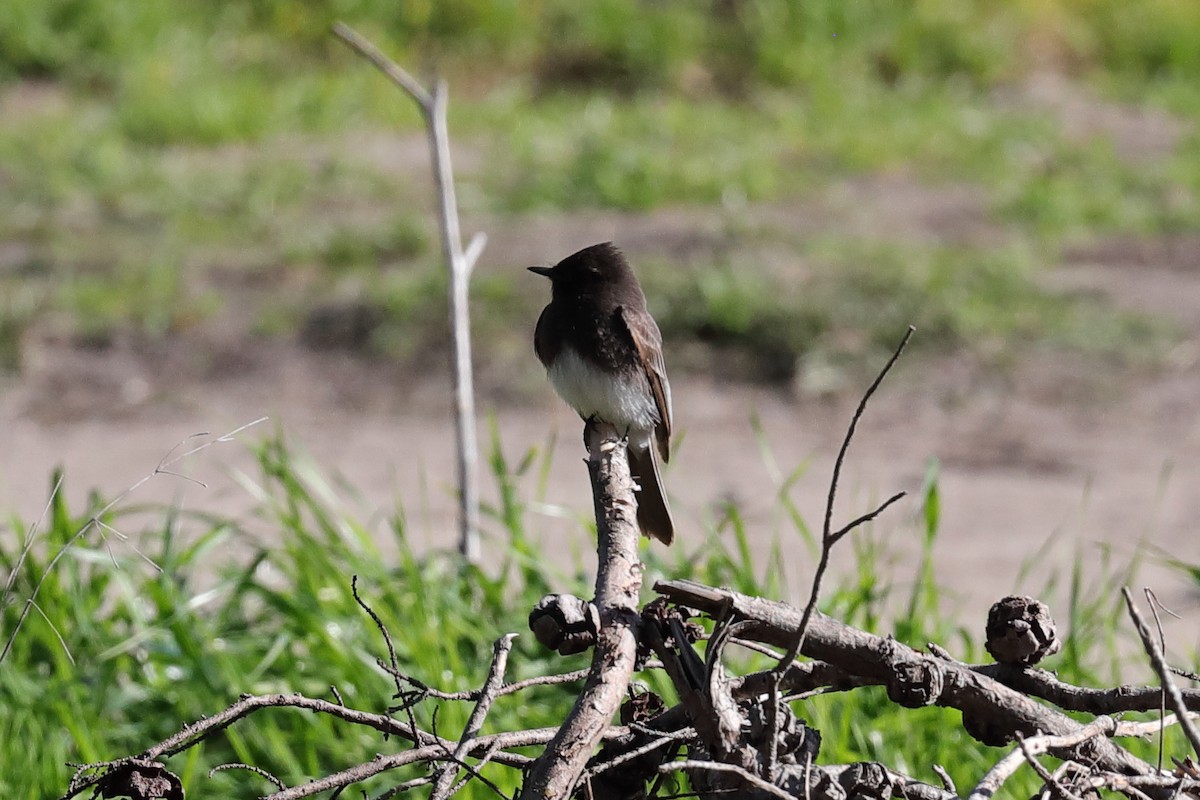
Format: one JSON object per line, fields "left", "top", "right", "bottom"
{"left": 617, "top": 305, "right": 672, "bottom": 462}
{"left": 533, "top": 304, "right": 555, "bottom": 368}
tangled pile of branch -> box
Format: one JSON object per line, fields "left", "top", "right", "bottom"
{"left": 62, "top": 329, "right": 1200, "bottom": 800}
{"left": 59, "top": 579, "right": 1200, "bottom": 800}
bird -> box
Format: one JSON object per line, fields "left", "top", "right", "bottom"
{"left": 529, "top": 242, "right": 675, "bottom": 545}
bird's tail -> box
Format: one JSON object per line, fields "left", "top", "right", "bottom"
{"left": 628, "top": 444, "right": 674, "bottom": 545}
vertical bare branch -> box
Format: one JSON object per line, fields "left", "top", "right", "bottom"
{"left": 428, "top": 78, "right": 483, "bottom": 563}
{"left": 518, "top": 422, "right": 644, "bottom": 799}
{"left": 332, "top": 23, "right": 483, "bottom": 563}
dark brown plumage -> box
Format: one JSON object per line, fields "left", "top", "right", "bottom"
{"left": 530, "top": 242, "right": 674, "bottom": 545}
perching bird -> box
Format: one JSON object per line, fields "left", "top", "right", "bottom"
{"left": 529, "top": 242, "right": 674, "bottom": 545}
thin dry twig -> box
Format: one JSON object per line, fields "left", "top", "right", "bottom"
{"left": 498, "top": 668, "right": 590, "bottom": 696}
{"left": 764, "top": 326, "right": 913, "bottom": 776}
{"left": 1, "top": 417, "right": 268, "bottom": 665}
{"left": 352, "top": 575, "right": 405, "bottom": 699}
{"left": 1123, "top": 587, "right": 1200, "bottom": 760}
{"left": 968, "top": 713, "right": 1199, "bottom": 800}
{"left": 968, "top": 717, "right": 1120, "bottom": 800}
{"left": 583, "top": 731, "right": 690, "bottom": 780}
{"left": 1016, "top": 733, "right": 1087, "bottom": 800}
{"left": 447, "top": 741, "right": 506, "bottom": 799}
{"left": 777, "top": 325, "right": 914, "bottom": 673}
{"left": 931, "top": 764, "right": 956, "bottom": 794}
{"left": 661, "top": 760, "right": 794, "bottom": 800}
{"left": 1083, "top": 773, "right": 1200, "bottom": 796}
{"left": 374, "top": 776, "right": 434, "bottom": 800}
{"left": 1, "top": 470, "right": 64, "bottom": 609}
{"left": 1146, "top": 587, "right": 1181, "bottom": 774}
{"left": 430, "top": 634, "right": 518, "bottom": 799}
{"left": 379, "top": 666, "right": 591, "bottom": 703}
{"left": 209, "top": 762, "right": 287, "bottom": 791}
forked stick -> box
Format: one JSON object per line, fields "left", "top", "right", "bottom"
{"left": 332, "top": 22, "right": 486, "bottom": 563}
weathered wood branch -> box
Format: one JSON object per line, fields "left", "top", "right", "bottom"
{"left": 430, "top": 633, "right": 518, "bottom": 799}
{"left": 518, "top": 421, "right": 644, "bottom": 799}
{"left": 656, "top": 579, "right": 1157, "bottom": 779}
{"left": 967, "top": 715, "right": 1199, "bottom": 800}
{"left": 976, "top": 662, "right": 1200, "bottom": 714}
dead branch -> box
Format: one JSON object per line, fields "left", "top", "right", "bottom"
{"left": 757, "top": 326, "right": 911, "bottom": 779}
{"left": 55, "top": 324, "right": 1200, "bottom": 800}
{"left": 59, "top": 701, "right": 631, "bottom": 800}
{"left": 62, "top": 562, "right": 1200, "bottom": 800}
{"left": 1015, "top": 733, "right": 1088, "bottom": 800}
{"left": 976, "top": 662, "right": 1200, "bottom": 714}
{"left": 430, "top": 633, "right": 518, "bottom": 799}
{"left": 208, "top": 763, "right": 286, "bottom": 791}
{"left": 519, "top": 420, "right": 644, "bottom": 799}
{"left": 965, "top": 715, "right": 1188, "bottom": 800}
{"left": 776, "top": 325, "right": 914, "bottom": 674}
{"left": 656, "top": 579, "right": 1157, "bottom": 778}
{"left": 1124, "top": 587, "right": 1200, "bottom": 759}
{"left": 332, "top": 22, "right": 485, "bottom": 563}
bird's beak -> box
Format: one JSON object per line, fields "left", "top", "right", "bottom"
{"left": 528, "top": 265, "right": 554, "bottom": 278}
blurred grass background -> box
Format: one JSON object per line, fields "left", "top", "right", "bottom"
{"left": 0, "top": 0, "right": 1197, "bottom": 379}
{"left": 3, "top": 2, "right": 1200, "bottom": 796}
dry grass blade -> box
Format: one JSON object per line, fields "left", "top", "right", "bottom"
{"left": 1, "top": 417, "right": 268, "bottom": 665}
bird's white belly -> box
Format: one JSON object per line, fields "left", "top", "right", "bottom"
{"left": 547, "top": 347, "right": 658, "bottom": 431}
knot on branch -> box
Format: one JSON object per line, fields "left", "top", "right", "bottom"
{"left": 985, "top": 595, "right": 1061, "bottom": 666}
{"left": 885, "top": 658, "right": 945, "bottom": 708}
{"left": 529, "top": 594, "right": 600, "bottom": 656}
{"left": 68, "top": 759, "right": 184, "bottom": 800}
{"left": 837, "top": 761, "right": 891, "bottom": 800}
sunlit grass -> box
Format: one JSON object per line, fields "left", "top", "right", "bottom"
{"left": 1, "top": 431, "right": 1176, "bottom": 798}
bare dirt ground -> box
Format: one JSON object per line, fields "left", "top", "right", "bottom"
{"left": 2, "top": 78, "right": 1198, "bottom": 646}
{"left": 4, "top": 218, "right": 1199, "bottom": 642}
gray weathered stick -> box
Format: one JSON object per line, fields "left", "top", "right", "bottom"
{"left": 966, "top": 714, "right": 1197, "bottom": 800}
{"left": 332, "top": 22, "right": 483, "bottom": 563}
{"left": 430, "top": 634, "right": 518, "bottom": 799}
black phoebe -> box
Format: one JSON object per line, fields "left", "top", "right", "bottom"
{"left": 530, "top": 242, "right": 675, "bottom": 545}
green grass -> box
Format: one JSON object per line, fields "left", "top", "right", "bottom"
{"left": 0, "top": 433, "right": 1177, "bottom": 798}
{"left": 1, "top": 0, "right": 1198, "bottom": 366}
